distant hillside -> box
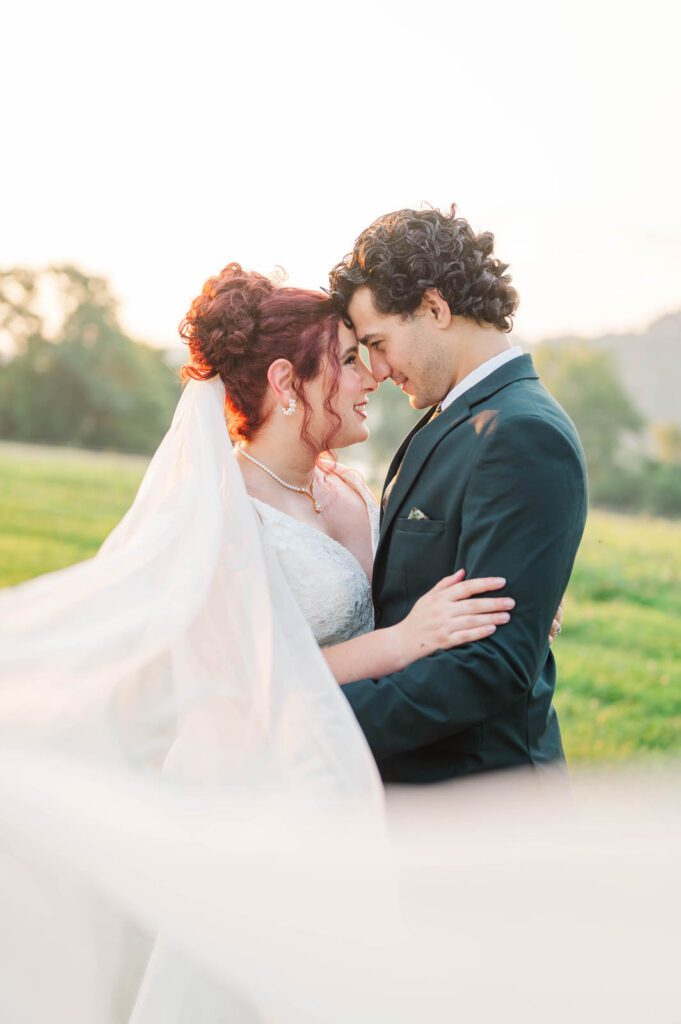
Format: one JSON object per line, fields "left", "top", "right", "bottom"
{"left": 532, "top": 311, "right": 681, "bottom": 429}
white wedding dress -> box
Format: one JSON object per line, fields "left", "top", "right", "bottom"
{"left": 128, "top": 488, "right": 382, "bottom": 1024}
{"left": 251, "top": 482, "right": 378, "bottom": 649}
{"left": 129, "top": 459, "right": 383, "bottom": 1024}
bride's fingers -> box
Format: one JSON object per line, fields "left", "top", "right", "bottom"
{"left": 447, "top": 596, "right": 515, "bottom": 615}
{"left": 432, "top": 569, "right": 466, "bottom": 591}
{"left": 447, "top": 576, "right": 507, "bottom": 600}
{"left": 448, "top": 624, "right": 498, "bottom": 645}
{"left": 449, "top": 612, "right": 511, "bottom": 631}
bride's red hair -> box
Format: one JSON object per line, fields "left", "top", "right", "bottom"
{"left": 180, "top": 264, "right": 342, "bottom": 449}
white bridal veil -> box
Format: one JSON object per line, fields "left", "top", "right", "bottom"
{"left": 0, "top": 377, "right": 679, "bottom": 1024}
{"left": 0, "top": 376, "right": 384, "bottom": 1022}
{"left": 0, "top": 376, "right": 383, "bottom": 801}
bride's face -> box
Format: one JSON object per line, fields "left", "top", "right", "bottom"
{"left": 303, "top": 322, "right": 378, "bottom": 450}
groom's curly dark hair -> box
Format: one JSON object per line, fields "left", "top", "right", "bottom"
{"left": 329, "top": 204, "right": 518, "bottom": 332}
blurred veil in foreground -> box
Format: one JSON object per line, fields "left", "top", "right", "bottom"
{"left": 0, "top": 754, "right": 678, "bottom": 1024}
{"left": 0, "top": 378, "right": 678, "bottom": 1023}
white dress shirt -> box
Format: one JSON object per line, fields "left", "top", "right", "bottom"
{"left": 439, "top": 345, "right": 524, "bottom": 413}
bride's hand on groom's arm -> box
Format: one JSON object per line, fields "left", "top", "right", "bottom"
{"left": 322, "top": 570, "right": 514, "bottom": 686}
{"left": 393, "top": 569, "right": 515, "bottom": 669}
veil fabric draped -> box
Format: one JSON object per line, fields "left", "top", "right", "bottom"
{"left": 0, "top": 376, "right": 384, "bottom": 1023}
{"left": 1, "top": 377, "right": 679, "bottom": 1024}
{"left": 0, "top": 375, "right": 383, "bottom": 803}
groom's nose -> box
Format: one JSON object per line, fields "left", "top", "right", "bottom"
{"left": 368, "top": 350, "right": 391, "bottom": 383}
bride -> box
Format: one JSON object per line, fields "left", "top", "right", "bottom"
{"left": 180, "top": 262, "right": 514, "bottom": 685}
{"left": 0, "top": 262, "right": 520, "bottom": 1024}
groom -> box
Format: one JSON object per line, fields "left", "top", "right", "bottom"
{"left": 329, "top": 205, "right": 588, "bottom": 783}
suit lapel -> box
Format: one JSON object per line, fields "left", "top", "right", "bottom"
{"left": 380, "top": 406, "right": 436, "bottom": 520}
{"left": 378, "top": 394, "right": 472, "bottom": 546}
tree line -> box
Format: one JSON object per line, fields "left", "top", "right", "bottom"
{"left": 1, "top": 265, "right": 679, "bottom": 516}
{"left": 0, "top": 266, "right": 179, "bottom": 454}
{"left": 533, "top": 344, "right": 681, "bottom": 518}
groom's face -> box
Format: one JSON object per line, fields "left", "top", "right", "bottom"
{"left": 347, "top": 287, "right": 452, "bottom": 410}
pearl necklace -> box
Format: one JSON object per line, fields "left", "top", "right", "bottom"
{"left": 238, "top": 447, "right": 324, "bottom": 513}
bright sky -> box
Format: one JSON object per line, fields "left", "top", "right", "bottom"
{"left": 3, "top": 0, "right": 680, "bottom": 351}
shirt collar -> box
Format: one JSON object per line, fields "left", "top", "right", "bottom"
{"left": 439, "top": 345, "right": 524, "bottom": 412}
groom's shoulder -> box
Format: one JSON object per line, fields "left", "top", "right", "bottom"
{"left": 484, "top": 373, "right": 581, "bottom": 443}
{"left": 520, "top": 376, "right": 584, "bottom": 451}
{"left": 464, "top": 376, "right": 586, "bottom": 476}
{"left": 426, "top": 358, "right": 586, "bottom": 473}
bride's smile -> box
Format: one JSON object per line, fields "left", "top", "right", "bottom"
{"left": 322, "top": 322, "right": 378, "bottom": 446}
{"left": 289, "top": 320, "right": 378, "bottom": 452}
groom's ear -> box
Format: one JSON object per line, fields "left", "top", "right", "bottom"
{"left": 420, "top": 288, "right": 452, "bottom": 329}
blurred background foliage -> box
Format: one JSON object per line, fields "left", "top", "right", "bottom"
{"left": 533, "top": 341, "right": 681, "bottom": 518}
{"left": 0, "top": 265, "right": 179, "bottom": 454}
{"left": 0, "top": 265, "right": 679, "bottom": 763}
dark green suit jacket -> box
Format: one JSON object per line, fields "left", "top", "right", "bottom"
{"left": 343, "top": 354, "right": 588, "bottom": 783}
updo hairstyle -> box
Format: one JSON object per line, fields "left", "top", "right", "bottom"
{"left": 180, "top": 263, "right": 341, "bottom": 449}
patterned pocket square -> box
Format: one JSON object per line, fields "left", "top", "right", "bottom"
{"left": 407, "top": 507, "right": 429, "bottom": 521}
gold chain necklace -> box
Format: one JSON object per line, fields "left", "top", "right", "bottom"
{"left": 238, "top": 448, "right": 324, "bottom": 513}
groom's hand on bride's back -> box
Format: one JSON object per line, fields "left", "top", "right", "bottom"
{"left": 549, "top": 598, "right": 565, "bottom": 644}
{"left": 391, "top": 570, "right": 516, "bottom": 670}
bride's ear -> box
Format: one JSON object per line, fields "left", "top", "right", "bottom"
{"left": 266, "top": 359, "right": 297, "bottom": 409}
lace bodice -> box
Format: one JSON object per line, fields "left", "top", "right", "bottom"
{"left": 252, "top": 484, "right": 378, "bottom": 648}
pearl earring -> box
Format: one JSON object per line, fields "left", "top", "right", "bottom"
{"left": 281, "top": 398, "right": 297, "bottom": 417}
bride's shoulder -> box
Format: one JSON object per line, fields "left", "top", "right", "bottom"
{"left": 320, "top": 460, "right": 379, "bottom": 552}
{"left": 320, "top": 460, "right": 378, "bottom": 510}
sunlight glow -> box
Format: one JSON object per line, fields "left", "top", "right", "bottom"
{"left": 2, "top": 0, "right": 679, "bottom": 351}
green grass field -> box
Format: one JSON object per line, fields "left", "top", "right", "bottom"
{"left": 1, "top": 441, "right": 679, "bottom": 764}
{"left": 0, "top": 442, "right": 149, "bottom": 586}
